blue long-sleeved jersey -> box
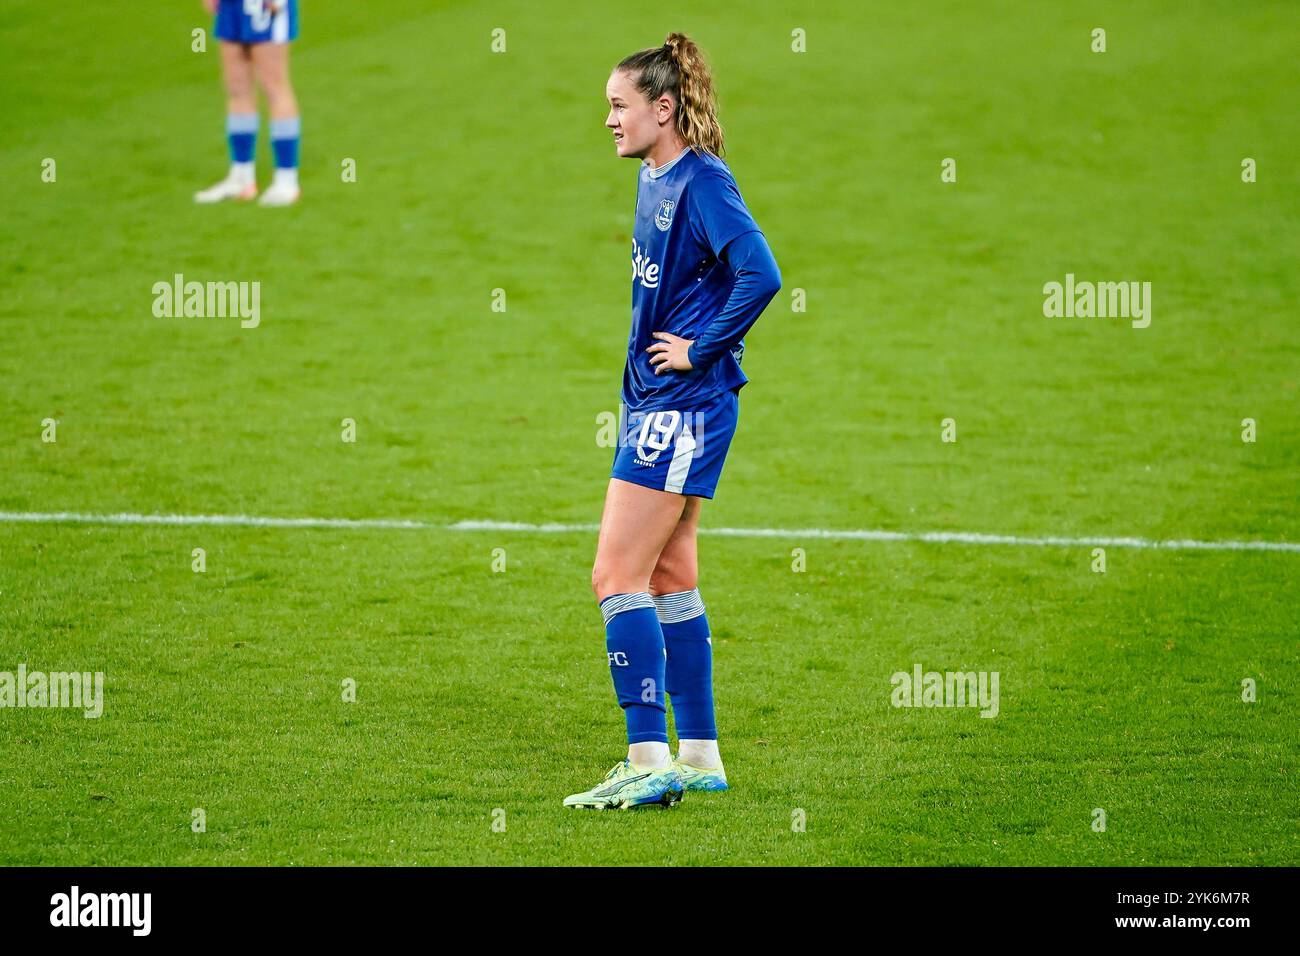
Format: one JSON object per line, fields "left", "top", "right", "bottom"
{"left": 623, "top": 148, "right": 780, "bottom": 413}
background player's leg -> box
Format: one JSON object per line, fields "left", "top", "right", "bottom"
{"left": 650, "top": 499, "right": 724, "bottom": 779}
{"left": 250, "top": 42, "right": 300, "bottom": 204}
{"left": 195, "top": 43, "right": 258, "bottom": 202}
{"left": 592, "top": 478, "right": 687, "bottom": 767}
{"left": 223, "top": 43, "right": 258, "bottom": 180}
{"left": 249, "top": 40, "right": 298, "bottom": 121}
{"left": 222, "top": 41, "right": 257, "bottom": 123}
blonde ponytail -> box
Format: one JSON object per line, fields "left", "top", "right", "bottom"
{"left": 616, "top": 32, "right": 725, "bottom": 156}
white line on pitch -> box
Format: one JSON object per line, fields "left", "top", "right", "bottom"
{"left": 1, "top": 511, "right": 1297, "bottom": 554}
{"left": 0, "top": 511, "right": 429, "bottom": 530}
{"left": 452, "top": 520, "right": 1300, "bottom": 552}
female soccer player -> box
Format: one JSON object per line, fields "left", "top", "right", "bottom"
{"left": 194, "top": 0, "right": 302, "bottom": 206}
{"left": 564, "top": 34, "right": 782, "bottom": 809}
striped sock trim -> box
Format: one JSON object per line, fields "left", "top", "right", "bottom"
{"left": 599, "top": 591, "right": 655, "bottom": 625}
{"left": 226, "top": 113, "right": 259, "bottom": 134}
{"left": 269, "top": 116, "right": 301, "bottom": 139}
{"left": 652, "top": 588, "right": 705, "bottom": 623}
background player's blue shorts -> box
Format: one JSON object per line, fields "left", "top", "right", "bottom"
{"left": 611, "top": 388, "right": 740, "bottom": 499}
{"left": 214, "top": 0, "right": 298, "bottom": 44}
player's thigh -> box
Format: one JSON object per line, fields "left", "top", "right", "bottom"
{"left": 649, "top": 496, "right": 702, "bottom": 596}
{"left": 249, "top": 41, "right": 292, "bottom": 93}
{"left": 592, "top": 478, "right": 687, "bottom": 600}
{"left": 219, "top": 42, "right": 255, "bottom": 99}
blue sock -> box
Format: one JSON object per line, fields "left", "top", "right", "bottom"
{"left": 656, "top": 589, "right": 717, "bottom": 740}
{"left": 599, "top": 593, "right": 668, "bottom": 744}
{"left": 227, "top": 113, "right": 257, "bottom": 164}
{"left": 269, "top": 116, "right": 301, "bottom": 170}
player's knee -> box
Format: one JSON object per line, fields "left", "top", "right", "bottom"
{"left": 591, "top": 562, "right": 616, "bottom": 600}
{"left": 649, "top": 561, "right": 697, "bottom": 597}
{"left": 262, "top": 71, "right": 295, "bottom": 99}
{"left": 592, "top": 561, "right": 647, "bottom": 602}
{"left": 253, "top": 69, "right": 279, "bottom": 95}
{"left": 226, "top": 76, "right": 254, "bottom": 101}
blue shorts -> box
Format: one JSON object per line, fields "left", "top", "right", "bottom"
{"left": 215, "top": 0, "right": 298, "bottom": 44}
{"left": 611, "top": 389, "right": 740, "bottom": 499}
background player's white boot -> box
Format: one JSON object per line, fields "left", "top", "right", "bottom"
{"left": 259, "top": 170, "right": 300, "bottom": 207}
{"left": 194, "top": 163, "right": 257, "bottom": 204}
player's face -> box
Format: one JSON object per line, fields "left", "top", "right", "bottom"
{"left": 605, "top": 70, "right": 667, "bottom": 160}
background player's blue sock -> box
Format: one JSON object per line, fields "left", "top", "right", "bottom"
{"left": 656, "top": 589, "right": 717, "bottom": 742}
{"left": 600, "top": 593, "right": 668, "bottom": 746}
{"left": 269, "top": 116, "right": 301, "bottom": 179}
{"left": 227, "top": 113, "right": 258, "bottom": 166}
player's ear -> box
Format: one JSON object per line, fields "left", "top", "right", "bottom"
{"left": 656, "top": 93, "right": 676, "bottom": 126}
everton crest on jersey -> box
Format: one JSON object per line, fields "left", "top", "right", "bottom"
{"left": 654, "top": 199, "right": 675, "bottom": 231}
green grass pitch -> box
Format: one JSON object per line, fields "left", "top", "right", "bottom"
{"left": 0, "top": 0, "right": 1296, "bottom": 865}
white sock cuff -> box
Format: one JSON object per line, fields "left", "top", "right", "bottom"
{"left": 599, "top": 591, "right": 655, "bottom": 626}
{"left": 652, "top": 588, "right": 705, "bottom": 623}
{"left": 226, "top": 113, "right": 259, "bottom": 134}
